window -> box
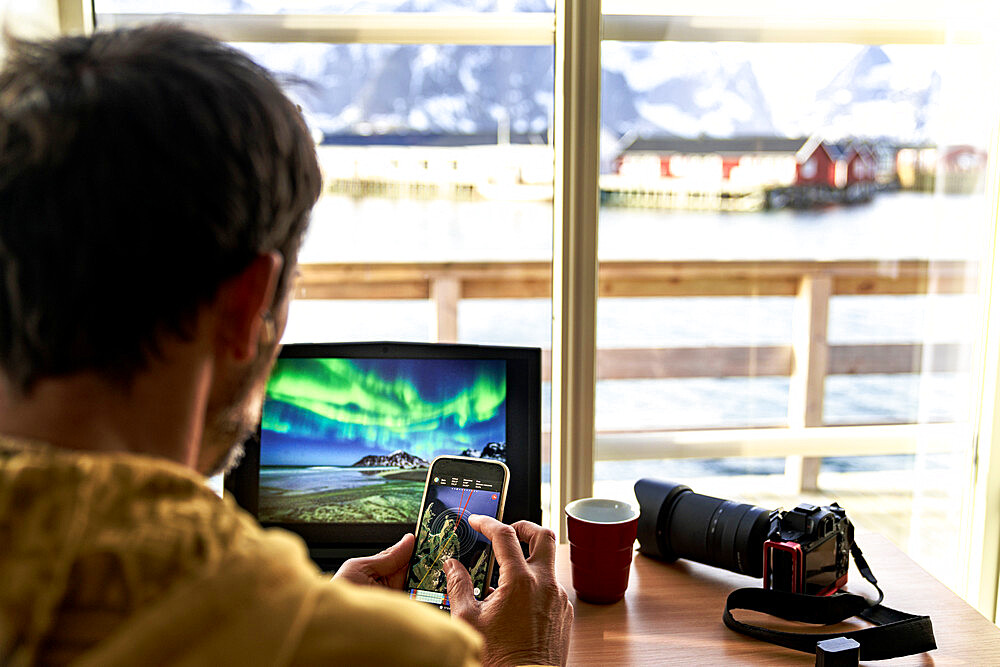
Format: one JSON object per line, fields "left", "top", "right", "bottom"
{"left": 595, "top": 1, "right": 1000, "bottom": 612}
{"left": 87, "top": 0, "right": 1000, "bottom": 619}
{"left": 95, "top": 0, "right": 560, "bottom": 517}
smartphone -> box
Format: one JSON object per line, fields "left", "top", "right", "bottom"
{"left": 404, "top": 455, "right": 509, "bottom": 611}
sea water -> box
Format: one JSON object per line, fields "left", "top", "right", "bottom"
{"left": 260, "top": 466, "right": 390, "bottom": 494}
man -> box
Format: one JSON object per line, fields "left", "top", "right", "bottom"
{"left": 0, "top": 24, "right": 572, "bottom": 666}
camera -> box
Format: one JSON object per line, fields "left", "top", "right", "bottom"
{"left": 634, "top": 479, "right": 854, "bottom": 595}
{"left": 764, "top": 501, "right": 853, "bottom": 595}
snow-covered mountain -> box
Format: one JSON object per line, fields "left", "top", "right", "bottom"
{"left": 242, "top": 38, "right": 939, "bottom": 144}
{"left": 350, "top": 450, "right": 429, "bottom": 468}
{"left": 599, "top": 42, "right": 780, "bottom": 138}
{"left": 107, "top": 0, "right": 945, "bottom": 142}
{"left": 458, "top": 441, "right": 507, "bottom": 461}
{"left": 810, "top": 46, "right": 940, "bottom": 141}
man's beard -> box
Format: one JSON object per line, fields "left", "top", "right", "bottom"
{"left": 200, "top": 339, "right": 278, "bottom": 478}
{"left": 205, "top": 436, "right": 247, "bottom": 479}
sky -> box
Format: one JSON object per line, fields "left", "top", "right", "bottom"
{"left": 260, "top": 357, "right": 507, "bottom": 466}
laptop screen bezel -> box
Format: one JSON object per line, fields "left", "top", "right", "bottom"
{"left": 224, "top": 341, "right": 542, "bottom": 560}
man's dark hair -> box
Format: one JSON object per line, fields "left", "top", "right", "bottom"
{"left": 0, "top": 24, "right": 322, "bottom": 395}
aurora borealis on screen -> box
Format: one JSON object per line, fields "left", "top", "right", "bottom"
{"left": 260, "top": 357, "right": 506, "bottom": 466}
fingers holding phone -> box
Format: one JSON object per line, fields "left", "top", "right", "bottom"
{"left": 447, "top": 516, "right": 573, "bottom": 667}
{"left": 404, "top": 456, "right": 509, "bottom": 611}
{"left": 334, "top": 533, "right": 415, "bottom": 588}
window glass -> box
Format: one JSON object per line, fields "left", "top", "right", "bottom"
{"left": 594, "top": 37, "right": 996, "bottom": 592}
{"left": 93, "top": 5, "right": 558, "bottom": 518}
{"left": 220, "top": 41, "right": 554, "bottom": 329}
{"left": 232, "top": 40, "right": 556, "bottom": 513}
{"left": 89, "top": 4, "right": 996, "bottom": 590}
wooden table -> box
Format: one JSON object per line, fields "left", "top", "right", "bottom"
{"left": 555, "top": 534, "right": 1000, "bottom": 665}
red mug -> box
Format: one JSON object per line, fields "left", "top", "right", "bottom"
{"left": 564, "top": 498, "right": 639, "bottom": 604}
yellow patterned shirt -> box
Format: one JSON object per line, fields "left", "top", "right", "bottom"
{"left": 0, "top": 437, "right": 482, "bottom": 667}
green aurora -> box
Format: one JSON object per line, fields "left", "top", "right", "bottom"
{"left": 259, "top": 357, "right": 506, "bottom": 466}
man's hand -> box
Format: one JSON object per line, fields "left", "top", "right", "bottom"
{"left": 445, "top": 516, "right": 573, "bottom": 667}
{"left": 333, "top": 533, "right": 414, "bottom": 589}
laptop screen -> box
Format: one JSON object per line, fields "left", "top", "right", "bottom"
{"left": 225, "top": 342, "right": 541, "bottom": 564}
{"left": 257, "top": 356, "right": 507, "bottom": 525}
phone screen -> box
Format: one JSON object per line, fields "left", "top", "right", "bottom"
{"left": 405, "top": 456, "right": 508, "bottom": 611}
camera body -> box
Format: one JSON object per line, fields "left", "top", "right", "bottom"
{"left": 634, "top": 479, "right": 854, "bottom": 595}
{"left": 764, "top": 502, "right": 853, "bottom": 595}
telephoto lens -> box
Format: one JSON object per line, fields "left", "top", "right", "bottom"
{"left": 634, "top": 478, "right": 772, "bottom": 578}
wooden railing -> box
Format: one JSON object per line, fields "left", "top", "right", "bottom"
{"left": 294, "top": 259, "right": 977, "bottom": 491}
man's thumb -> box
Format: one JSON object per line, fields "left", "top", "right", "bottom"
{"left": 444, "top": 559, "right": 476, "bottom": 618}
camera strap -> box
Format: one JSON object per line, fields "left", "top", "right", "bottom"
{"left": 722, "top": 543, "right": 936, "bottom": 660}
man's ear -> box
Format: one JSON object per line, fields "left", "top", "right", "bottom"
{"left": 214, "top": 252, "right": 284, "bottom": 362}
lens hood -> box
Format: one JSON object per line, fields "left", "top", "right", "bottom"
{"left": 634, "top": 478, "right": 691, "bottom": 561}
